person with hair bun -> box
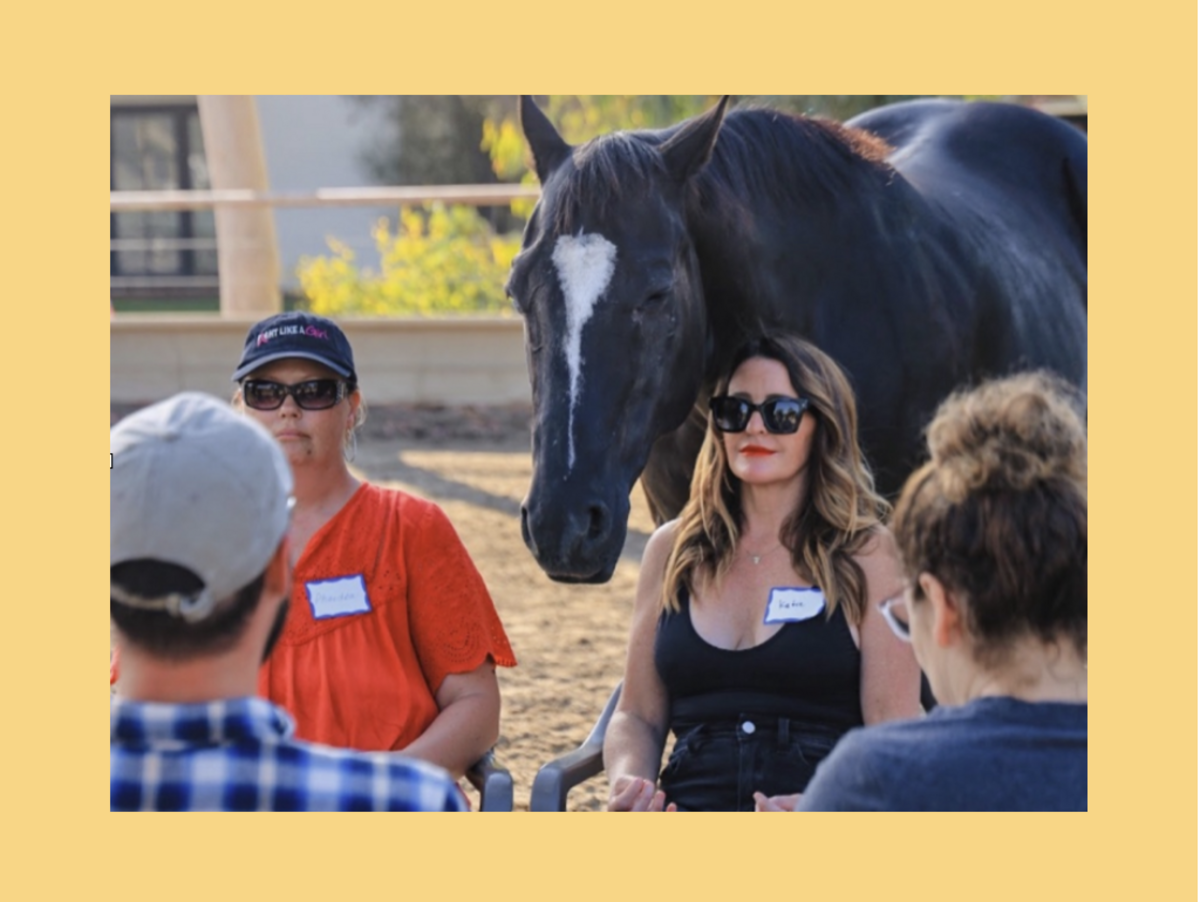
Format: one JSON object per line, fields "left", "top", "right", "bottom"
{"left": 605, "top": 335, "right": 923, "bottom": 812}
{"left": 793, "top": 372, "right": 1087, "bottom": 811}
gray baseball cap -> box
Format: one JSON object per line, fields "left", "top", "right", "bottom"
{"left": 110, "top": 392, "right": 294, "bottom": 623}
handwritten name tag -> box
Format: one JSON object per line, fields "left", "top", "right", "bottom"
{"left": 306, "top": 575, "right": 372, "bottom": 620}
{"left": 764, "top": 587, "right": 825, "bottom": 624}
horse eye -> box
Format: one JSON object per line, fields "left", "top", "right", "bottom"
{"left": 643, "top": 287, "right": 672, "bottom": 307}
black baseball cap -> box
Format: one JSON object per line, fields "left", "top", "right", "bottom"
{"left": 232, "top": 312, "right": 357, "bottom": 384}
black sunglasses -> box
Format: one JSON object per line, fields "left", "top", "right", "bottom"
{"left": 709, "top": 395, "right": 810, "bottom": 434}
{"left": 241, "top": 379, "right": 349, "bottom": 411}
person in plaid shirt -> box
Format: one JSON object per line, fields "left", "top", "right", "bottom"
{"left": 110, "top": 392, "right": 465, "bottom": 812}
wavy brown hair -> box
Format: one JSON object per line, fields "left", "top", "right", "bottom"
{"left": 660, "top": 336, "right": 889, "bottom": 624}
{"left": 891, "top": 372, "right": 1087, "bottom": 666}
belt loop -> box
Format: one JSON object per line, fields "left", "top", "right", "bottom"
{"left": 778, "top": 717, "right": 790, "bottom": 748}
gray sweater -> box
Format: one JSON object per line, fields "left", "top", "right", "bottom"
{"left": 798, "top": 696, "right": 1087, "bottom": 811}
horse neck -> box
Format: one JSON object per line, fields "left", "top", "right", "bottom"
{"left": 684, "top": 154, "right": 930, "bottom": 365}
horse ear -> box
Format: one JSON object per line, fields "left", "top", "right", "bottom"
{"left": 519, "top": 95, "right": 572, "bottom": 183}
{"left": 660, "top": 96, "right": 730, "bottom": 183}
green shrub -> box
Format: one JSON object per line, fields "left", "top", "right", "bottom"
{"left": 298, "top": 202, "right": 521, "bottom": 316}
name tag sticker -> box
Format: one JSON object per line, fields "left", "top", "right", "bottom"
{"left": 306, "top": 575, "right": 372, "bottom": 620}
{"left": 764, "top": 587, "right": 825, "bottom": 624}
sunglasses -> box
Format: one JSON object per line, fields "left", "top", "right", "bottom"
{"left": 241, "top": 379, "right": 349, "bottom": 411}
{"left": 709, "top": 396, "right": 810, "bottom": 434}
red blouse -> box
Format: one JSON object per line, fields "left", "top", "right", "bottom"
{"left": 257, "top": 483, "right": 516, "bottom": 751}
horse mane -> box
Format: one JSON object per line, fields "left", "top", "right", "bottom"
{"left": 692, "top": 108, "right": 894, "bottom": 213}
{"left": 547, "top": 106, "right": 895, "bottom": 233}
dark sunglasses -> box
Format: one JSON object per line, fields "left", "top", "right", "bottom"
{"left": 241, "top": 379, "right": 349, "bottom": 411}
{"left": 709, "top": 395, "right": 810, "bottom": 434}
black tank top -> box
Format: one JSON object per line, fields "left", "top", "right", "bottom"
{"left": 654, "top": 586, "right": 864, "bottom": 733}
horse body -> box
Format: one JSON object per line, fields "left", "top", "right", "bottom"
{"left": 513, "top": 96, "right": 1086, "bottom": 583}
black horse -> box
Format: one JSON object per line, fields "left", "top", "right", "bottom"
{"left": 509, "top": 96, "right": 1086, "bottom": 583}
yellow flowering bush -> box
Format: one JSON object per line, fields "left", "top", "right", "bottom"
{"left": 298, "top": 203, "right": 520, "bottom": 316}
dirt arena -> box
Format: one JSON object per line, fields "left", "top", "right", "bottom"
{"left": 113, "top": 402, "right": 658, "bottom": 811}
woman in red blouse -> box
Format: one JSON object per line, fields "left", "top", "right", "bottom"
{"left": 232, "top": 312, "right": 516, "bottom": 778}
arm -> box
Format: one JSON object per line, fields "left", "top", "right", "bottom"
{"left": 401, "top": 660, "right": 501, "bottom": 781}
{"left": 603, "top": 522, "right": 678, "bottom": 811}
{"left": 400, "top": 498, "right": 515, "bottom": 780}
{"left": 856, "top": 527, "right": 924, "bottom": 724}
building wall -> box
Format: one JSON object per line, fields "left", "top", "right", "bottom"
{"left": 255, "top": 96, "right": 396, "bottom": 290}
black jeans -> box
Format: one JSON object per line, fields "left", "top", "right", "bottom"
{"left": 659, "top": 716, "right": 844, "bottom": 812}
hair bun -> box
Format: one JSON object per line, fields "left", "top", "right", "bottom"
{"left": 927, "top": 372, "right": 1086, "bottom": 502}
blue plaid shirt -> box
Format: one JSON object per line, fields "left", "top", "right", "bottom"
{"left": 111, "top": 696, "right": 467, "bottom": 811}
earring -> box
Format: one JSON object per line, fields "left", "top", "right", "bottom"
{"left": 344, "top": 429, "right": 357, "bottom": 464}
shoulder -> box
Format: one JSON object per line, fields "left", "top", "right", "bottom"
{"left": 844, "top": 709, "right": 998, "bottom": 766}
{"left": 853, "top": 523, "right": 898, "bottom": 563}
{"left": 799, "top": 719, "right": 932, "bottom": 811}
{"left": 364, "top": 484, "right": 458, "bottom": 535}
{"left": 360, "top": 482, "right": 435, "bottom": 517}
{"left": 824, "top": 717, "right": 945, "bottom": 776}
{"left": 287, "top": 740, "right": 465, "bottom": 811}
{"left": 629, "top": 520, "right": 682, "bottom": 615}
{"left": 852, "top": 525, "right": 904, "bottom": 597}
{"left": 359, "top": 750, "right": 466, "bottom": 811}
{"left": 645, "top": 519, "right": 681, "bottom": 561}
{"left": 641, "top": 519, "right": 682, "bottom": 578}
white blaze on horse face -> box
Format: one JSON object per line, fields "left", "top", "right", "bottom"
{"left": 551, "top": 233, "right": 618, "bottom": 471}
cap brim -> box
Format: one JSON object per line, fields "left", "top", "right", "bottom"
{"left": 232, "top": 351, "right": 354, "bottom": 382}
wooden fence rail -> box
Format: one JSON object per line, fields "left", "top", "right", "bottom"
{"left": 110, "top": 184, "right": 541, "bottom": 212}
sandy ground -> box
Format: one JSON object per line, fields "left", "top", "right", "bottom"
{"left": 113, "top": 402, "right": 659, "bottom": 811}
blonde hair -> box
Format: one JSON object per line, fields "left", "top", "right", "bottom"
{"left": 660, "top": 336, "right": 889, "bottom": 624}
{"left": 892, "top": 371, "right": 1087, "bottom": 664}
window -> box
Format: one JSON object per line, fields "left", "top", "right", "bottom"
{"left": 110, "top": 103, "right": 218, "bottom": 295}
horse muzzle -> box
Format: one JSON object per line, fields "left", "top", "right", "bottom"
{"left": 520, "top": 485, "right": 629, "bottom": 584}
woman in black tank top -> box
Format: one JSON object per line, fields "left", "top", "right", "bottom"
{"left": 603, "top": 336, "right": 923, "bottom": 812}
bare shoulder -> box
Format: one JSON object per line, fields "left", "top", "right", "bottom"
{"left": 642, "top": 519, "right": 682, "bottom": 574}
{"left": 855, "top": 523, "right": 899, "bottom": 560}
{"left": 853, "top": 525, "right": 904, "bottom": 602}
{"left": 631, "top": 520, "right": 681, "bottom": 615}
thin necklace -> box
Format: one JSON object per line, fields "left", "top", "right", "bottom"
{"left": 743, "top": 542, "right": 784, "bottom": 566}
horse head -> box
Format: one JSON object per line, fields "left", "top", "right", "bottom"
{"left": 510, "top": 96, "right": 729, "bottom": 582}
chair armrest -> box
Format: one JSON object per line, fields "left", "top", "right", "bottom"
{"left": 529, "top": 683, "right": 622, "bottom": 811}
{"left": 465, "top": 748, "right": 514, "bottom": 812}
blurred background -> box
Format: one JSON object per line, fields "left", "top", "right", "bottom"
{"left": 110, "top": 95, "right": 1086, "bottom": 313}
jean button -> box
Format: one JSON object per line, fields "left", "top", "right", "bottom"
{"left": 741, "top": 720, "right": 756, "bottom": 735}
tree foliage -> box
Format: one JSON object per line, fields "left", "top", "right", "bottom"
{"left": 298, "top": 203, "right": 519, "bottom": 317}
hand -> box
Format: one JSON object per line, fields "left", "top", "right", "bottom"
{"left": 608, "top": 776, "right": 678, "bottom": 812}
{"left": 754, "top": 792, "right": 802, "bottom": 812}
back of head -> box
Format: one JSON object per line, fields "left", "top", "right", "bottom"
{"left": 110, "top": 393, "right": 293, "bottom": 658}
{"left": 892, "top": 372, "right": 1087, "bottom": 661}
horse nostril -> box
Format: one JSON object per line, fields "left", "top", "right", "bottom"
{"left": 586, "top": 504, "right": 610, "bottom": 541}
{"left": 520, "top": 505, "right": 534, "bottom": 549}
